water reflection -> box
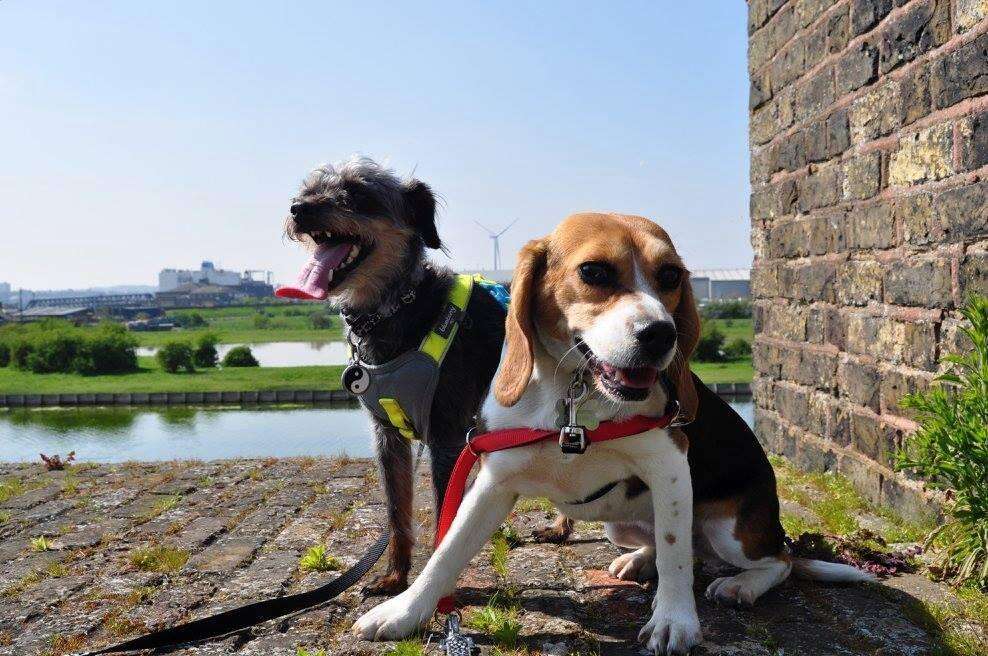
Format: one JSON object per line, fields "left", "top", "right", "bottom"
{"left": 0, "top": 401, "right": 753, "bottom": 463}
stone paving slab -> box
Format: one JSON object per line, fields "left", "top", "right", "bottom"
{"left": 0, "top": 458, "right": 967, "bottom": 655}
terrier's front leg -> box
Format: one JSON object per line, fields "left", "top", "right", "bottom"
{"left": 634, "top": 432, "right": 701, "bottom": 655}
{"left": 354, "top": 468, "right": 517, "bottom": 641}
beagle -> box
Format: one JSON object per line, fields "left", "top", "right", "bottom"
{"left": 354, "top": 213, "right": 870, "bottom": 654}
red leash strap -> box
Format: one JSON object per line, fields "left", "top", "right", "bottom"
{"left": 433, "top": 413, "right": 674, "bottom": 614}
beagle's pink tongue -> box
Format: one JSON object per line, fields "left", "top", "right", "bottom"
{"left": 600, "top": 362, "right": 659, "bottom": 388}
{"left": 275, "top": 243, "right": 351, "bottom": 301}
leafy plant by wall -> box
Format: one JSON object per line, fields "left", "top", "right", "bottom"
{"left": 898, "top": 296, "right": 988, "bottom": 589}
{"left": 157, "top": 341, "right": 195, "bottom": 374}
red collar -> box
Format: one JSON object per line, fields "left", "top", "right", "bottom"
{"left": 434, "top": 408, "right": 680, "bottom": 614}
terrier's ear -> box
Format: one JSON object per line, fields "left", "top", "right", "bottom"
{"left": 494, "top": 238, "right": 547, "bottom": 407}
{"left": 403, "top": 180, "right": 442, "bottom": 249}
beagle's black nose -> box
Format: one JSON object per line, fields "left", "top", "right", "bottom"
{"left": 636, "top": 321, "right": 677, "bottom": 360}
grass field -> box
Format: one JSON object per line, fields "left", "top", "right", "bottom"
{"left": 691, "top": 359, "right": 754, "bottom": 384}
{"left": 135, "top": 304, "right": 344, "bottom": 346}
{"left": 707, "top": 317, "right": 753, "bottom": 342}
{"left": 0, "top": 357, "right": 344, "bottom": 394}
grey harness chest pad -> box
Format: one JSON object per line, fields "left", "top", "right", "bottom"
{"left": 358, "top": 349, "right": 443, "bottom": 440}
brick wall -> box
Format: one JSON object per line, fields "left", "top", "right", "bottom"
{"left": 748, "top": 0, "right": 988, "bottom": 520}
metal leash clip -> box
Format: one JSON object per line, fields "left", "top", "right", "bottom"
{"left": 559, "top": 375, "right": 590, "bottom": 454}
{"left": 440, "top": 612, "right": 474, "bottom": 656}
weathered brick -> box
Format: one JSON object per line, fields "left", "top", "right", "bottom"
{"left": 777, "top": 133, "right": 807, "bottom": 171}
{"left": 960, "top": 111, "right": 988, "bottom": 171}
{"left": 782, "top": 260, "right": 838, "bottom": 302}
{"left": 846, "top": 202, "right": 895, "bottom": 249}
{"left": 934, "top": 181, "right": 988, "bottom": 241}
{"left": 749, "top": 28, "right": 775, "bottom": 73}
{"left": 774, "top": 383, "right": 812, "bottom": 428}
{"left": 896, "top": 193, "right": 938, "bottom": 245}
{"left": 878, "top": 0, "right": 949, "bottom": 74}
{"left": 850, "top": 0, "right": 894, "bottom": 35}
{"left": 930, "top": 33, "right": 988, "bottom": 109}
{"left": 798, "top": 164, "right": 841, "bottom": 211}
{"left": 898, "top": 62, "right": 932, "bottom": 125}
{"left": 804, "top": 120, "right": 829, "bottom": 163}
{"left": 797, "top": 0, "right": 832, "bottom": 28}
{"left": 880, "top": 365, "right": 932, "bottom": 418}
{"left": 883, "top": 257, "right": 953, "bottom": 307}
{"left": 769, "top": 219, "right": 810, "bottom": 258}
{"left": 807, "top": 211, "right": 843, "bottom": 254}
{"left": 850, "top": 81, "right": 901, "bottom": 143}
{"left": 752, "top": 178, "right": 798, "bottom": 220}
{"left": 792, "top": 347, "right": 839, "bottom": 389}
{"left": 772, "top": 37, "right": 808, "bottom": 93}
{"left": 852, "top": 409, "right": 899, "bottom": 466}
{"left": 751, "top": 144, "right": 776, "bottom": 183}
{"left": 752, "top": 262, "right": 782, "bottom": 297}
{"left": 797, "top": 67, "right": 836, "bottom": 121}
{"left": 751, "top": 73, "right": 772, "bottom": 111}
{"left": 837, "top": 259, "right": 884, "bottom": 304}
{"left": 764, "top": 303, "right": 810, "bottom": 341}
{"left": 842, "top": 152, "right": 883, "bottom": 200}
{"left": 826, "top": 108, "right": 851, "bottom": 157}
{"left": 751, "top": 99, "right": 780, "bottom": 145}
{"left": 839, "top": 356, "right": 881, "bottom": 411}
{"left": 960, "top": 250, "right": 988, "bottom": 299}
{"left": 888, "top": 123, "right": 954, "bottom": 186}
{"left": 838, "top": 452, "right": 883, "bottom": 504}
{"left": 835, "top": 42, "right": 879, "bottom": 95}
{"left": 955, "top": 0, "right": 988, "bottom": 33}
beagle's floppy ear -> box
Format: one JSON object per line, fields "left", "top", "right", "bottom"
{"left": 494, "top": 239, "right": 547, "bottom": 407}
{"left": 668, "top": 271, "right": 701, "bottom": 422}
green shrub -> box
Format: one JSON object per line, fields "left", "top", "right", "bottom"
{"left": 156, "top": 341, "right": 195, "bottom": 374}
{"left": 693, "top": 323, "right": 726, "bottom": 362}
{"left": 0, "top": 321, "right": 137, "bottom": 375}
{"left": 0, "top": 342, "right": 9, "bottom": 368}
{"left": 700, "top": 298, "right": 752, "bottom": 320}
{"left": 723, "top": 337, "right": 752, "bottom": 360}
{"left": 172, "top": 312, "right": 207, "bottom": 328}
{"left": 897, "top": 296, "right": 988, "bottom": 589}
{"left": 193, "top": 333, "right": 219, "bottom": 369}
{"left": 309, "top": 313, "right": 333, "bottom": 329}
{"left": 222, "top": 345, "right": 259, "bottom": 367}
{"left": 253, "top": 314, "right": 271, "bottom": 329}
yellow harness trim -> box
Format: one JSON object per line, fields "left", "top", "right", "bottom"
{"left": 377, "top": 274, "right": 476, "bottom": 441}
{"left": 419, "top": 274, "right": 475, "bottom": 364}
{"left": 378, "top": 398, "right": 417, "bottom": 440}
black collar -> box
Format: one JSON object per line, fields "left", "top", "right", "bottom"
{"left": 339, "top": 286, "right": 417, "bottom": 338}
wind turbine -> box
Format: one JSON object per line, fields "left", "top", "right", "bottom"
{"left": 475, "top": 219, "right": 517, "bottom": 270}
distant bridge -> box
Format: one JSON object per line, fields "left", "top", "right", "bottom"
{"left": 25, "top": 293, "right": 156, "bottom": 310}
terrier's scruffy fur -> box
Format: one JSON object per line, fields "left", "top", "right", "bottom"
{"left": 283, "top": 157, "right": 506, "bottom": 593}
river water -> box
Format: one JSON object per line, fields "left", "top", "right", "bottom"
{"left": 0, "top": 401, "right": 753, "bottom": 463}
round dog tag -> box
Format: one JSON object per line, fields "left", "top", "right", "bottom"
{"left": 342, "top": 363, "right": 371, "bottom": 395}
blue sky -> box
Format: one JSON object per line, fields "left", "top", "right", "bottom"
{"left": 0, "top": 1, "right": 750, "bottom": 290}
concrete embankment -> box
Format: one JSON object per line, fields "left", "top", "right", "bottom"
{"left": 0, "top": 455, "right": 957, "bottom": 655}
{"left": 0, "top": 382, "right": 753, "bottom": 408}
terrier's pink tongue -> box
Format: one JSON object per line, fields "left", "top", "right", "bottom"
{"left": 275, "top": 243, "right": 351, "bottom": 301}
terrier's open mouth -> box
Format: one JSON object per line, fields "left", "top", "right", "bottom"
{"left": 276, "top": 231, "right": 373, "bottom": 301}
{"left": 575, "top": 338, "right": 658, "bottom": 401}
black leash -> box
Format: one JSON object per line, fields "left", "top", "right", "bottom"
{"left": 82, "top": 444, "right": 427, "bottom": 655}
{"left": 80, "top": 530, "right": 389, "bottom": 654}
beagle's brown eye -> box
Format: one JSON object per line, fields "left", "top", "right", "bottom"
{"left": 657, "top": 265, "right": 682, "bottom": 291}
{"left": 579, "top": 262, "right": 616, "bottom": 287}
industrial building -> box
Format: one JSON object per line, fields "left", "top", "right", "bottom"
{"left": 158, "top": 262, "right": 243, "bottom": 292}
{"left": 689, "top": 269, "right": 750, "bottom": 302}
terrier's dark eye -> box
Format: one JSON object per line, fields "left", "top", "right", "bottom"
{"left": 579, "top": 262, "right": 617, "bottom": 287}
{"left": 657, "top": 265, "right": 683, "bottom": 291}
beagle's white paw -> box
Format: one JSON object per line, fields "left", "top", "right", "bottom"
{"left": 352, "top": 592, "right": 434, "bottom": 641}
{"left": 638, "top": 601, "right": 701, "bottom": 655}
{"left": 608, "top": 547, "right": 657, "bottom": 582}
